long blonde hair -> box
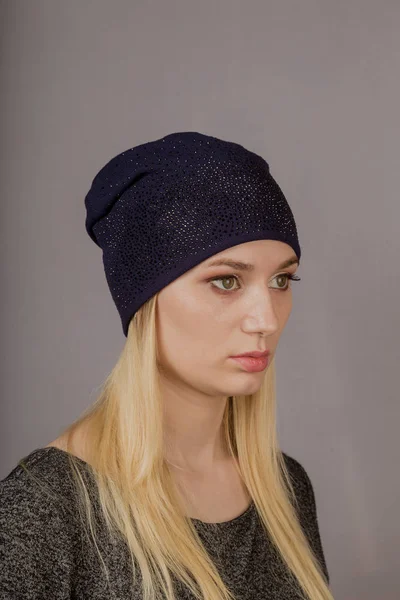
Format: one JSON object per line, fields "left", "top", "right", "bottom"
{"left": 53, "top": 293, "right": 333, "bottom": 600}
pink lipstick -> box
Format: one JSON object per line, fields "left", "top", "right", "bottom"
{"left": 230, "top": 350, "right": 270, "bottom": 373}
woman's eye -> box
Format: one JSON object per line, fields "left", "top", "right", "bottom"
{"left": 209, "top": 273, "right": 301, "bottom": 294}
{"left": 210, "top": 275, "right": 240, "bottom": 292}
{"left": 272, "top": 273, "right": 296, "bottom": 290}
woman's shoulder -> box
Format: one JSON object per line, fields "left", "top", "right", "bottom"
{"left": 281, "top": 450, "right": 316, "bottom": 496}
{"left": 0, "top": 447, "right": 85, "bottom": 597}
{"left": 0, "top": 446, "right": 89, "bottom": 534}
{"left": 1, "top": 445, "right": 89, "bottom": 499}
{"left": 280, "top": 451, "right": 322, "bottom": 531}
{"left": 281, "top": 450, "right": 330, "bottom": 584}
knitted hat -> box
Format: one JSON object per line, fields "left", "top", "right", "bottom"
{"left": 84, "top": 131, "right": 301, "bottom": 336}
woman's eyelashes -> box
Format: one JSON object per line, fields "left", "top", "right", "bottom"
{"left": 207, "top": 272, "right": 301, "bottom": 294}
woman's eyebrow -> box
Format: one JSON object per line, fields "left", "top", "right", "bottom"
{"left": 204, "top": 256, "right": 299, "bottom": 271}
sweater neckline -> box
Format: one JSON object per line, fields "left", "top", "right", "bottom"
{"left": 27, "top": 447, "right": 255, "bottom": 528}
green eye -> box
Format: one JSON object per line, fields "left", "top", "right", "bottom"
{"left": 274, "top": 273, "right": 300, "bottom": 291}
{"left": 212, "top": 275, "right": 239, "bottom": 291}
{"left": 209, "top": 273, "right": 301, "bottom": 294}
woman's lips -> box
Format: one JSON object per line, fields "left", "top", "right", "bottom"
{"left": 230, "top": 355, "right": 269, "bottom": 372}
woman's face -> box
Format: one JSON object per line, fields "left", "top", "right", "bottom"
{"left": 155, "top": 239, "right": 299, "bottom": 398}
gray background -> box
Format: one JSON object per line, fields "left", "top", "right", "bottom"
{"left": 1, "top": 1, "right": 399, "bottom": 598}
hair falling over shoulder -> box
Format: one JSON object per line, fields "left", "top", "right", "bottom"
{"left": 54, "top": 294, "right": 333, "bottom": 600}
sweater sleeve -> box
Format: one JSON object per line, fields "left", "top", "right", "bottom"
{"left": 301, "top": 467, "right": 330, "bottom": 585}
{"left": 283, "top": 453, "right": 330, "bottom": 586}
{"left": 0, "top": 471, "right": 77, "bottom": 599}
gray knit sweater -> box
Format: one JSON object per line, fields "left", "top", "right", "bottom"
{"left": 0, "top": 447, "right": 330, "bottom": 599}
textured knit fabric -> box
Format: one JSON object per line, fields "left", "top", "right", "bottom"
{"left": 0, "top": 447, "right": 329, "bottom": 599}
{"left": 84, "top": 131, "right": 302, "bottom": 336}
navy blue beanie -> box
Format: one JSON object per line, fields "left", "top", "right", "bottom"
{"left": 84, "top": 131, "right": 301, "bottom": 337}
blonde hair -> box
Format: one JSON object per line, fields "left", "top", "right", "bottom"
{"left": 53, "top": 293, "right": 333, "bottom": 600}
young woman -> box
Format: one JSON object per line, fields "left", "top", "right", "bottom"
{"left": 0, "top": 131, "right": 333, "bottom": 600}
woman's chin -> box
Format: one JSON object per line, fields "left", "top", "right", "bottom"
{"left": 224, "top": 375, "right": 265, "bottom": 397}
